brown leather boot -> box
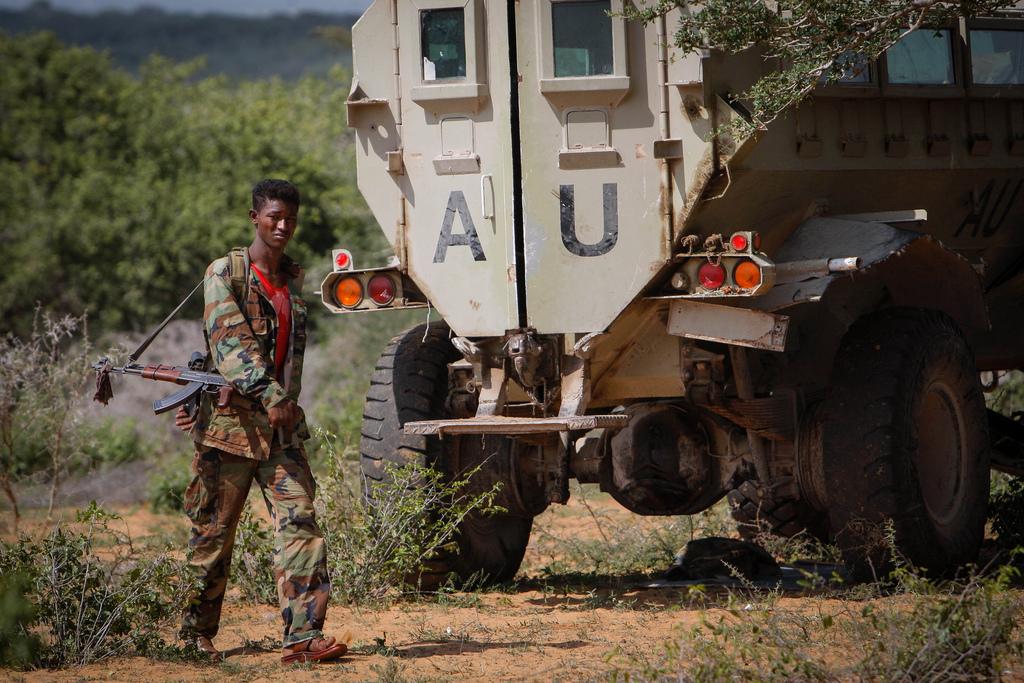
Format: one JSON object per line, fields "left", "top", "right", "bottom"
{"left": 281, "top": 636, "right": 347, "bottom": 664}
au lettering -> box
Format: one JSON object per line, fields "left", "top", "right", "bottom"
{"left": 434, "top": 191, "right": 486, "bottom": 263}
{"left": 955, "top": 179, "right": 1023, "bottom": 238}
{"left": 559, "top": 184, "right": 619, "bottom": 257}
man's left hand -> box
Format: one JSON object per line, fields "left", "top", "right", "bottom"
{"left": 174, "top": 406, "right": 196, "bottom": 432}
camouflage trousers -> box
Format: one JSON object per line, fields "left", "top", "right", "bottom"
{"left": 179, "top": 446, "right": 330, "bottom": 646}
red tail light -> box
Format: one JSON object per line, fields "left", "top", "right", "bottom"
{"left": 368, "top": 274, "right": 396, "bottom": 306}
{"left": 730, "top": 233, "right": 748, "bottom": 251}
{"left": 698, "top": 262, "right": 726, "bottom": 290}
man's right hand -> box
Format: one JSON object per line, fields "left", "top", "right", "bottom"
{"left": 268, "top": 399, "right": 300, "bottom": 430}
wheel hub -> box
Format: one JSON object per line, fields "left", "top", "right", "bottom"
{"left": 913, "top": 380, "right": 966, "bottom": 528}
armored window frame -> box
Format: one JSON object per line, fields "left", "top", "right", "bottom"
{"left": 879, "top": 25, "right": 966, "bottom": 98}
{"left": 964, "top": 17, "right": 1024, "bottom": 98}
{"left": 409, "top": 0, "right": 489, "bottom": 110}
{"left": 420, "top": 7, "right": 468, "bottom": 82}
{"left": 537, "top": 0, "right": 630, "bottom": 104}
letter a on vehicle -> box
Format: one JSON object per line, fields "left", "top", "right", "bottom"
{"left": 434, "top": 191, "right": 486, "bottom": 263}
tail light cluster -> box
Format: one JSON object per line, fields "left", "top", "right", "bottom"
{"left": 321, "top": 248, "right": 424, "bottom": 313}
{"left": 327, "top": 271, "right": 401, "bottom": 310}
{"left": 667, "top": 231, "right": 774, "bottom": 297}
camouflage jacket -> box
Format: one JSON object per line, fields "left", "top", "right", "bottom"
{"left": 192, "top": 250, "right": 310, "bottom": 460}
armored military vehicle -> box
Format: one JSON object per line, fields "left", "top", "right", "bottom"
{"left": 323, "top": 0, "right": 1024, "bottom": 581}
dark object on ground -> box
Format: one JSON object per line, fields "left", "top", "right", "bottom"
{"left": 665, "top": 537, "right": 781, "bottom": 581}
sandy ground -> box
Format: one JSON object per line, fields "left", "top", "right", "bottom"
{"left": 9, "top": 589, "right": 709, "bottom": 682}
{"left": 4, "top": 488, "right": 1024, "bottom": 682}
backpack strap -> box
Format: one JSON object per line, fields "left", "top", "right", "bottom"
{"left": 228, "top": 247, "right": 251, "bottom": 310}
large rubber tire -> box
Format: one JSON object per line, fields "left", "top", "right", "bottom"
{"left": 728, "top": 480, "right": 830, "bottom": 541}
{"left": 729, "top": 402, "right": 832, "bottom": 542}
{"left": 823, "top": 308, "right": 989, "bottom": 577}
{"left": 360, "top": 322, "right": 532, "bottom": 588}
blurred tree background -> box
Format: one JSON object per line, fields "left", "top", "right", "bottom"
{"left": 0, "top": 14, "right": 381, "bottom": 335}
{"left": 0, "top": 6, "right": 411, "bottom": 514}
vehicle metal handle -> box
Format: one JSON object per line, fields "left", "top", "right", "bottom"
{"left": 481, "top": 173, "right": 494, "bottom": 221}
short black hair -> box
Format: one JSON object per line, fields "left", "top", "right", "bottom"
{"left": 252, "top": 179, "right": 300, "bottom": 212}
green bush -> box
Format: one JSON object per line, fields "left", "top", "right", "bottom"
{"left": 0, "top": 503, "right": 193, "bottom": 667}
{"left": 0, "top": 572, "right": 41, "bottom": 670}
{"left": 147, "top": 450, "right": 192, "bottom": 513}
{"left": 853, "top": 560, "right": 1024, "bottom": 681}
{"left": 990, "top": 474, "right": 1024, "bottom": 550}
{"left": 317, "top": 430, "right": 504, "bottom": 603}
{"left": 78, "top": 417, "right": 144, "bottom": 470}
{"left": 221, "top": 430, "right": 503, "bottom": 606}
{"left": 230, "top": 503, "right": 278, "bottom": 605}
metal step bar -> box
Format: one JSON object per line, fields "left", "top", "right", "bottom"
{"left": 404, "top": 414, "right": 629, "bottom": 437}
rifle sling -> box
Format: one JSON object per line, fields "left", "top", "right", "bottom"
{"left": 128, "top": 277, "right": 205, "bottom": 364}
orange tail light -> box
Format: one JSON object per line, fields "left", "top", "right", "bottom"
{"left": 335, "top": 277, "right": 364, "bottom": 308}
{"left": 734, "top": 260, "right": 761, "bottom": 289}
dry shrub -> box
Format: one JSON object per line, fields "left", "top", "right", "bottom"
{"left": 608, "top": 554, "right": 1023, "bottom": 682}
{"left": 0, "top": 503, "right": 194, "bottom": 668}
{"left": 0, "top": 310, "right": 92, "bottom": 529}
{"left": 852, "top": 559, "right": 1024, "bottom": 682}
{"left": 318, "top": 430, "right": 503, "bottom": 602}
{"left": 230, "top": 503, "right": 277, "bottom": 605}
{"left": 530, "top": 489, "right": 735, "bottom": 578}
{"left": 227, "top": 430, "right": 504, "bottom": 605}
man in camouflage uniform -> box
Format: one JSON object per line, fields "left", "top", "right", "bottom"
{"left": 176, "top": 179, "right": 345, "bottom": 663}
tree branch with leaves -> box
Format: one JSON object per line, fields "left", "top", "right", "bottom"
{"left": 627, "top": 0, "right": 1021, "bottom": 129}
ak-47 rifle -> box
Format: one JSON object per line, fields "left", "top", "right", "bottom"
{"left": 90, "top": 269, "right": 293, "bottom": 445}
{"left": 92, "top": 351, "right": 230, "bottom": 416}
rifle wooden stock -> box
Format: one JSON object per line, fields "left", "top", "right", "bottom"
{"left": 141, "top": 365, "right": 187, "bottom": 384}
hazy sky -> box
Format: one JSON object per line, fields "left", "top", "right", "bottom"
{"left": 0, "top": 0, "right": 372, "bottom": 14}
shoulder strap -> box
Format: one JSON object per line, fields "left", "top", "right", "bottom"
{"left": 128, "top": 277, "right": 204, "bottom": 364}
{"left": 228, "top": 247, "right": 250, "bottom": 309}
{"left": 281, "top": 254, "right": 305, "bottom": 295}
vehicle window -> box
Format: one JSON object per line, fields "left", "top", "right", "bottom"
{"left": 970, "top": 29, "right": 1024, "bottom": 85}
{"left": 552, "top": 0, "right": 614, "bottom": 77}
{"left": 421, "top": 8, "right": 466, "bottom": 81}
{"left": 886, "top": 29, "right": 955, "bottom": 85}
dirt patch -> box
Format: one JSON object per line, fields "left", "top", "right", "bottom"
{"left": 8, "top": 492, "right": 1024, "bottom": 682}
{"left": 19, "top": 589, "right": 706, "bottom": 682}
